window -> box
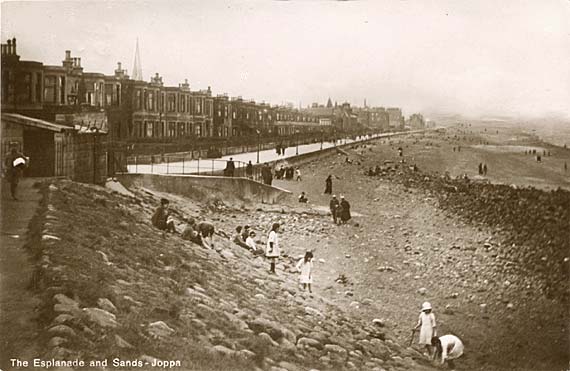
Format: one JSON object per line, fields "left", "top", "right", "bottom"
{"left": 168, "top": 94, "right": 176, "bottom": 112}
{"left": 35, "top": 73, "right": 42, "bottom": 102}
{"left": 44, "top": 76, "right": 57, "bottom": 103}
{"left": 135, "top": 90, "right": 141, "bottom": 110}
{"left": 232, "top": 111, "right": 236, "bottom": 119}
{"left": 217, "top": 110, "right": 222, "bottom": 117}
{"left": 168, "top": 122, "right": 176, "bottom": 137}
{"left": 146, "top": 121, "right": 153, "bottom": 137}
{"left": 195, "top": 124, "right": 202, "bottom": 137}
{"left": 148, "top": 91, "right": 154, "bottom": 111}
{"left": 196, "top": 99, "right": 201, "bottom": 114}
{"left": 161, "top": 92, "right": 166, "bottom": 112}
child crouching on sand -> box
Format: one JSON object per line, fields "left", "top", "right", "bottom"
{"left": 296, "top": 251, "right": 314, "bottom": 293}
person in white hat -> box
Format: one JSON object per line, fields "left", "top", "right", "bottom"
{"left": 432, "top": 334, "right": 464, "bottom": 370}
{"left": 413, "top": 302, "right": 437, "bottom": 357}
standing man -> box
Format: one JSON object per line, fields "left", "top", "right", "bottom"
{"left": 3, "top": 147, "right": 27, "bottom": 200}
{"left": 226, "top": 157, "right": 236, "bottom": 177}
{"left": 330, "top": 195, "right": 340, "bottom": 225}
{"left": 246, "top": 160, "right": 253, "bottom": 179}
{"left": 266, "top": 223, "right": 281, "bottom": 274}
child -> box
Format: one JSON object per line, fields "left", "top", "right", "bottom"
{"left": 266, "top": 223, "right": 281, "bottom": 274}
{"left": 413, "top": 302, "right": 437, "bottom": 357}
{"left": 432, "top": 335, "right": 464, "bottom": 371}
{"left": 298, "top": 192, "right": 308, "bottom": 203}
{"left": 296, "top": 251, "right": 314, "bottom": 293}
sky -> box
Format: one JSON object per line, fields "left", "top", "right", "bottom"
{"left": 2, "top": 0, "right": 569, "bottom": 120}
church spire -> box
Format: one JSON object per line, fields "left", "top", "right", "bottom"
{"left": 326, "top": 97, "right": 333, "bottom": 108}
{"left": 132, "top": 38, "right": 143, "bottom": 81}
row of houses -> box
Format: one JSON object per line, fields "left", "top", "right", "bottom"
{"left": 1, "top": 37, "right": 420, "bottom": 181}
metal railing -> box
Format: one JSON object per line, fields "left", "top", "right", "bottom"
{"left": 125, "top": 155, "right": 265, "bottom": 182}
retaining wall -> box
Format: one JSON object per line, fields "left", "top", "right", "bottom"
{"left": 117, "top": 173, "right": 291, "bottom": 204}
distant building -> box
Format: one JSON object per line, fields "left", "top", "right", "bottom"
{"left": 387, "top": 108, "right": 404, "bottom": 130}
{"left": 407, "top": 113, "right": 425, "bottom": 129}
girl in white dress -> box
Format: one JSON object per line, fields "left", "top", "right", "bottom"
{"left": 266, "top": 223, "right": 281, "bottom": 274}
{"left": 413, "top": 302, "right": 437, "bottom": 357}
{"left": 296, "top": 251, "right": 314, "bottom": 292}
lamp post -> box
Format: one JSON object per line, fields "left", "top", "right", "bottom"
{"left": 320, "top": 129, "right": 323, "bottom": 150}
{"left": 295, "top": 129, "right": 300, "bottom": 155}
{"left": 90, "top": 126, "right": 100, "bottom": 184}
{"left": 256, "top": 129, "right": 260, "bottom": 164}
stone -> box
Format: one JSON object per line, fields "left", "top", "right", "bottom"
{"left": 48, "top": 325, "right": 77, "bottom": 338}
{"left": 53, "top": 294, "right": 80, "bottom": 314}
{"left": 324, "top": 344, "right": 348, "bottom": 356}
{"left": 42, "top": 234, "right": 61, "bottom": 241}
{"left": 211, "top": 345, "right": 235, "bottom": 357}
{"left": 52, "top": 314, "right": 74, "bottom": 325}
{"left": 362, "top": 299, "right": 373, "bottom": 306}
{"left": 148, "top": 321, "right": 175, "bottom": 338}
{"left": 304, "top": 307, "right": 325, "bottom": 318}
{"left": 372, "top": 319, "right": 385, "bottom": 327}
{"left": 297, "top": 337, "right": 323, "bottom": 350}
{"left": 247, "top": 318, "right": 284, "bottom": 341}
{"left": 48, "top": 337, "right": 67, "bottom": 348}
{"left": 97, "top": 298, "right": 117, "bottom": 314}
{"left": 219, "top": 249, "right": 235, "bottom": 260}
{"left": 278, "top": 361, "right": 302, "bottom": 371}
{"left": 83, "top": 308, "right": 118, "bottom": 328}
{"left": 254, "top": 293, "right": 266, "bottom": 299}
{"left": 115, "top": 334, "right": 134, "bottom": 349}
{"left": 259, "top": 332, "right": 279, "bottom": 347}
{"left": 238, "top": 349, "right": 256, "bottom": 359}
{"left": 417, "top": 287, "right": 427, "bottom": 295}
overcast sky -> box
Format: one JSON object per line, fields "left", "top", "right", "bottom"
{"left": 2, "top": 0, "right": 569, "bottom": 119}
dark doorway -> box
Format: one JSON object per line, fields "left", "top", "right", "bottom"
{"left": 23, "top": 128, "right": 54, "bottom": 177}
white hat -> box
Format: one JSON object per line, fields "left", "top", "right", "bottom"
{"left": 340, "top": 195, "right": 345, "bottom": 198}
{"left": 332, "top": 195, "right": 337, "bottom": 198}
{"left": 13, "top": 157, "right": 26, "bottom": 167}
{"left": 421, "top": 302, "right": 432, "bottom": 311}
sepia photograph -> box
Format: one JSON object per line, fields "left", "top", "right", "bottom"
{"left": 1, "top": 1, "right": 569, "bottom": 370}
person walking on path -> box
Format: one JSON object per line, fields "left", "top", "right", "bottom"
{"left": 432, "top": 334, "right": 464, "bottom": 371}
{"left": 296, "top": 251, "right": 314, "bottom": 293}
{"left": 225, "top": 157, "right": 236, "bottom": 177}
{"left": 339, "top": 195, "right": 351, "bottom": 224}
{"left": 295, "top": 167, "right": 302, "bottom": 181}
{"left": 330, "top": 195, "right": 340, "bottom": 225}
{"left": 483, "top": 163, "right": 488, "bottom": 176}
{"left": 3, "top": 147, "right": 27, "bottom": 200}
{"left": 266, "top": 223, "right": 281, "bottom": 274}
{"left": 564, "top": 162, "right": 567, "bottom": 173}
{"left": 324, "top": 175, "right": 333, "bottom": 194}
{"left": 478, "top": 163, "right": 483, "bottom": 175}
{"left": 413, "top": 302, "right": 437, "bottom": 357}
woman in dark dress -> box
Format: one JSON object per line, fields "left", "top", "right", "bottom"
{"left": 324, "top": 175, "right": 333, "bottom": 194}
{"left": 339, "top": 195, "right": 351, "bottom": 224}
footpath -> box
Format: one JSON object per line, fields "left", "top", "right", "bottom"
{"left": 0, "top": 178, "right": 42, "bottom": 369}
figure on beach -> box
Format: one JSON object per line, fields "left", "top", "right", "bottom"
{"left": 296, "top": 251, "right": 314, "bottom": 293}
{"left": 324, "top": 175, "right": 333, "bottom": 194}
{"left": 330, "top": 195, "right": 340, "bottom": 224}
{"left": 413, "top": 302, "right": 437, "bottom": 357}
{"left": 266, "top": 223, "right": 281, "bottom": 274}
{"left": 261, "top": 164, "right": 273, "bottom": 185}
{"left": 182, "top": 218, "right": 203, "bottom": 246}
{"left": 432, "top": 334, "right": 464, "bottom": 371}
{"left": 295, "top": 167, "right": 302, "bottom": 181}
{"left": 232, "top": 226, "right": 250, "bottom": 250}
{"left": 298, "top": 192, "right": 308, "bottom": 203}
{"left": 152, "top": 198, "right": 177, "bottom": 233}
{"left": 478, "top": 163, "right": 483, "bottom": 175}
{"left": 483, "top": 163, "right": 488, "bottom": 176}
{"left": 339, "top": 195, "right": 351, "bottom": 224}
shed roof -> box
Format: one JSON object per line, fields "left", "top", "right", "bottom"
{"left": 1, "top": 113, "right": 75, "bottom": 132}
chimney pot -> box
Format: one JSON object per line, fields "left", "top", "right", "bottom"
{"left": 117, "top": 62, "right": 122, "bottom": 69}
{"left": 66, "top": 50, "right": 71, "bottom": 59}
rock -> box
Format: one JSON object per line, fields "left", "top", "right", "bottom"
{"left": 254, "top": 293, "right": 266, "bottom": 299}
{"left": 259, "top": 332, "right": 279, "bottom": 347}
{"left": 211, "top": 345, "right": 235, "bottom": 357}
{"left": 42, "top": 234, "right": 61, "bottom": 241}
{"left": 443, "top": 304, "right": 454, "bottom": 315}
{"left": 148, "top": 321, "right": 175, "bottom": 338}
{"left": 247, "top": 318, "right": 284, "bottom": 341}
{"left": 362, "top": 298, "right": 373, "bottom": 306}
{"left": 48, "top": 337, "right": 67, "bottom": 348}
{"left": 349, "top": 301, "right": 360, "bottom": 308}
{"left": 297, "top": 337, "right": 323, "bottom": 350}
{"left": 278, "top": 361, "right": 302, "bottom": 371}
{"left": 506, "top": 302, "right": 514, "bottom": 310}
{"left": 238, "top": 349, "right": 256, "bottom": 359}
{"left": 83, "top": 308, "right": 118, "bottom": 328}
{"left": 345, "top": 291, "right": 354, "bottom": 297}
{"left": 115, "top": 334, "right": 134, "bottom": 349}
{"left": 324, "top": 344, "right": 348, "bottom": 356}
{"left": 53, "top": 294, "right": 80, "bottom": 314}
{"left": 219, "top": 249, "right": 235, "bottom": 260}
{"left": 52, "top": 314, "right": 74, "bottom": 325}
{"left": 372, "top": 319, "right": 385, "bottom": 327}
{"left": 97, "top": 298, "right": 117, "bottom": 314}
{"left": 304, "top": 307, "right": 325, "bottom": 318}
{"left": 417, "top": 287, "right": 427, "bottom": 295}
{"left": 47, "top": 325, "right": 77, "bottom": 338}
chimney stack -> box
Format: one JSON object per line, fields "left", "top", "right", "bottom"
{"left": 12, "top": 38, "right": 16, "bottom": 54}
{"left": 65, "top": 50, "right": 71, "bottom": 60}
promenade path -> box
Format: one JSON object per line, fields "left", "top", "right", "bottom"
{"left": 0, "top": 178, "right": 42, "bottom": 369}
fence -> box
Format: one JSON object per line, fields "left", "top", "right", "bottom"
{"left": 124, "top": 155, "right": 266, "bottom": 182}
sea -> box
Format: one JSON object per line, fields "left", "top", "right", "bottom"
{"left": 521, "top": 120, "right": 570, "bottom": 148}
